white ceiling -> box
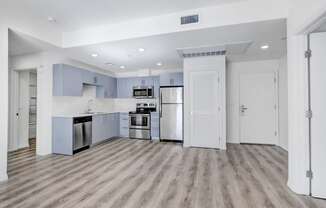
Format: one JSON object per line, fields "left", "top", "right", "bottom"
{"left": 9, "top": 31, "right": 57, "bottom": 56}
{"left": 314, "top": 21, "right": 326, "bottom": 33}
{"left": 1, "top": 0, "right": 245, "bottom": 32}
{"left": 9, "top": 19, "right": 287, "bottom": 72}
{"left": 62, "top": 19, "right": 287, "bottom": 71}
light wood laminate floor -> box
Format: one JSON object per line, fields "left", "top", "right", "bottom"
{"left": 1, "top": 138, "right": 326, "bottom": 208}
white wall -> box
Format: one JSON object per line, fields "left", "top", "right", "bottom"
{"left": 183, "top": 55, "right": 226, "bottom": 150}
{"left": 288, "top": 0, "right": 326, "bottom": 34}
{"left": 226, "top": 58, "right": 288, "bottom": 150}
{"left": 0, "top": 26, "right": 9, "bottom": 181}
{"left": 286, "top": 0, "right": 326, "bottom": 195}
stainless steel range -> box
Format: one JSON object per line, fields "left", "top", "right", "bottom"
{"left": 129, "top": 103, "right": 156, "bottom": 140}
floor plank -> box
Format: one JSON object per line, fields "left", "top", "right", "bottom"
{"left": 1, "top": 139, "right": 325, "bottom": 208}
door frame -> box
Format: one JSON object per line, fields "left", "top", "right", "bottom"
{"left": 9, "top": 68, "right": 37, "bottom": 152}
{"left": 238, "top": 71, "right": 279, "bottom": 145}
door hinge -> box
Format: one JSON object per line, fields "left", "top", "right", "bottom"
{"left": 306, "top": 170, "right": 313, "bottom": 179}
{"left": 305, "top": 50, "right": 312, "bottom": 58}
{"left": 218, "top": 77, "right": 220, "bottom": 83}
{"left": 274, "top": 131, "right": 278, "bottom": 136}
{"left": 305, "top": 110, "right": 313, "bottom": 119}
{"left": 274, "top": 77, "right": 277, "bottom": 83}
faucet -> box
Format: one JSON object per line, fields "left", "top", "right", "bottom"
{"left": 86, "top": 99, "right": 94, "bottom": 113}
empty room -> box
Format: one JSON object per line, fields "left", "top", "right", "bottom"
{"left": 1, "top": 0, "right": 326, "bottom": 208}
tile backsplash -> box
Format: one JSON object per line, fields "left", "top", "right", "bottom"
{"left": 52, "top": 85, "right": 159, "bottom": 115}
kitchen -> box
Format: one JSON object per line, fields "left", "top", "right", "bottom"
{"left": 3, "top": 0, "right": 326, "bottom": 206}
{"left": 52, "top": 63, "right": 184, "bottom": 155}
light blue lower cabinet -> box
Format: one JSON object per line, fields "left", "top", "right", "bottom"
{"left": 119, "top": 113, "right": 129, "bottom": 137}
{"left": 151, "top": 112, "right": 160, "bottom": 139}
{"left": 52, "top": 117, "right": 74, "bottom": 155}
{"left": 92, "top": 115, "right": 105, "bottom": 144}
{"left": 92, "top": 113, "right": 120, "bottom": 144}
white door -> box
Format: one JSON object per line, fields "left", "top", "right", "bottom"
{"left": 239, "top": 72, "right": 278, "bottom": 144}
{"left": 190, "top": 71, "right": 220, "bottom": 149}
{"left": 310, "top": 32, "right": 326, "bottom": 199}
{"left": 9, "top": 71, "right": 30, "bottom": 151}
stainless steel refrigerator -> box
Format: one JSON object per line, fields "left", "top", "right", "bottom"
{"left": 160, "top": 87, "right": 183, "bottom": 142}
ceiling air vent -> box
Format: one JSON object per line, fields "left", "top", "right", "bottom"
{"left": 177, "top": 45, "right": 226, "bottom": 58}
{"left": 181, "top": 14, "right": 199, "bottom": 25}
{"left": 181, "top": 51, "right": 226, "bottom": 58}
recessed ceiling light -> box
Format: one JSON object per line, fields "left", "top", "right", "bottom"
{"left": 47, "top": 17, "right": 56, "bottom": 23}
{"left": 120, "top": 65, "right": 126, "bottom": 69}
{"left": 105, "top": 62, "right": 114, "bottom": 66}
{"left": 91, "top": 53, "right": 99, "bottom": 57}
{"left": 138, "top": 48, "right": 145, "bottom": 52}
{"left": 261, "top": 44, "right": 269, "bottom": 50}
{"left": 156, "top": 62, "right": 163, "bottom": 66}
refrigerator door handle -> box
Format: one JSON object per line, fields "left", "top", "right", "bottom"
{"left": 160, "top": 91, "right": 162, "bottom": 118}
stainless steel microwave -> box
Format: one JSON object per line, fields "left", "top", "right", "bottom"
{"left": 133, "top": 86, "right": 154, "bottom": 99}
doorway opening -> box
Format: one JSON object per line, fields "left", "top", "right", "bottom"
{"left": 8, "top": 69, "right": 38, "bottom": 155}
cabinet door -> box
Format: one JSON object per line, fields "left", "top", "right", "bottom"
{"left": 119, "top": 113, "right": 129, "bottom": 137}
{"left": 112, "top": 78, "right": 117, "bottom": 98}
{"left": 160, "top": 73, "right": 183, "bottom": 86}
{"left": 117, "top": 78, "right": 126, "bottom": 98}
{"left": 151, "top": 112, "right": 160, "bottom": 138}
{"left": 62, "top": 65, "right": 83, "bottom": 96}
{"left": 107, "top": 113, "right": 119, "bottom": 138}
{"left": 152, "top": 76, "right": 160, "bottom": 98}
{"left": 118, "top": 78, "right": 133, "bottom": 98}
{"left": 53, "top": 64, "right": 83, "bottom": 96}
{"left": 96, "top": 75, "right": 108, "bottom": 98}
{"left": 107, "top": 114, "right": 113, "bottom": 139}
{"left": 174, "top": 72, "right": 184, "bottom": 86}
{"left": 92, "top": 115, "right": 103, "bottom": 144}
{"left": 106, "top": 76, "right": 117, "bottom": 98}
{"left": 82, "top": 70, "right": 95, "bottom": 84}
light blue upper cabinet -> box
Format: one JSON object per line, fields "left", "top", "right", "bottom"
{"left": 82, "top": 70, "right": 97, "bottom": 85}
{"left": 159, "top": 72, "right": 184, "bottom": 86}
{"left": 54, "top": 63, "right": 118, "bottom": 98}
{"left": 152, "top": 76, "right": 160, "bottom": 98}
{"left": 136, "top": 77, "right": 154, "bottom": 86}
{"left": 106, "top": 76, "right": 117, "bottom": 98}
{"left": 53, "top": 64, "right": 83, "bottom": 96}
{"left": 96, "top": 75, "right": 117, "bottom": 98}
{"left": 117, "top": 78, "right": 134, "bottom": 98}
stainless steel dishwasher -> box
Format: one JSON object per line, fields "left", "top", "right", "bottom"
{"left": 73, "top": 116, "right": 92, "bottom": 153}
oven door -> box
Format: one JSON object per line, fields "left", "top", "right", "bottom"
{"left": 129, "top": 114, "right": 150, "bottom": 129}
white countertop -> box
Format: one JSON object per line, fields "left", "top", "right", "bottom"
{"left": 53, "top": 111, "right": 129, "bottom": 118}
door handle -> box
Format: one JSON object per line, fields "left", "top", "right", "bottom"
{"left": 160, "top": 92, "right": 162, "bottom": 118}
{"left": 240, "top": 105, "right": 248, "bottom": 113}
